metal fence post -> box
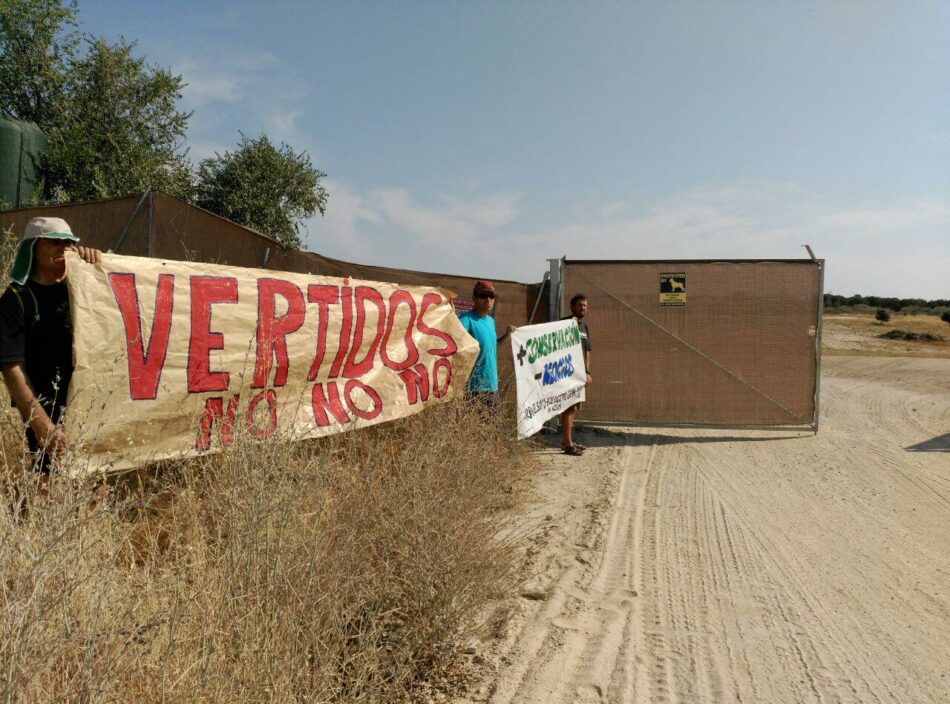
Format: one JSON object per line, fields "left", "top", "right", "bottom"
{"left": 112, "top": 190, "right": 150, "bottom": 253}
{"left": 813, "top": 257, "right": 825, "bottom": 432}
{"left": 547, "top": 257, "right": 563, "bottom": 322}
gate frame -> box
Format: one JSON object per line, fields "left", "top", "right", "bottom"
{"left": 550, "top": 256, "right": 825, "bottom": 433}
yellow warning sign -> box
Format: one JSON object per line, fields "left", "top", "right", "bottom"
{"left": 659, "top": 272, "right": 686, "bottom": 306}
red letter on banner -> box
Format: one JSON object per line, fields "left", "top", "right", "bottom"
{"left": 307, "top": 284, "right": 340, "bottom": 381}
{"left": 432, "top": 358, "right": 452, "bottom": 398}
{"left": 328, "top": 283, "right": 353, "bottom": 378}
{"left": 343, "top": 286, "right": 386, "bottom": 378}
{"left": 253, "top": 278, "right": 306, "bottom": 388}
{"left": 188, "top": 276, "right": 238, "bottom": 393}
{"left": 398, "top": 363, "right": 430, "bottom": 405}
{"left": 344, "top": 380, "right": 383, "bottom": 420}
{"left": 381, "top": 289, "right": 419, "bottom": 371}
{"left": 195, "top": 394, "right": 240, "bottom": 450}
{"left": 417, "top": 293, "right": 457, "bottom": 356}
{"left": 108, "top": 272, "right": 175, "bottom": 400}
{"left": 245, "top": 389, "right": 278, "bottom": 439}
{"left": 311, "top": 382, "right": 351, "bottom": 427}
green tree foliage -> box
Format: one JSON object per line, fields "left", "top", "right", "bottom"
{"left": 43, "top": 37, "right": 194, "bottom": 201}
{"left": 875, "top": 308, "right": 891, "bottom": 323}
{"left": 942, "top": 312, "right": 950, "bottom": 325}
{"left": 824, "top": 293, "right": 949, "bottom": 313}
{"left": 196, "top": 133, "right": 327, "bottom": 249}
{"left": 1, "top": 1, "right": 329, "bottom": 244}
{"left": 1, "top": 2, "right": 193, "bottom": 203}
{"left": 0, "top": 0, "right": 78, "bottom": 127}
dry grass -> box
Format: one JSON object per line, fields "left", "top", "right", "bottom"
{"left": 0, "top": 398, "right": 532, "bottom": 703}
{"left": 823, "top": 313, "right": 950, "bottom": 358}
{"left": 1, "top": 228, "right": 15, "bottom": 281}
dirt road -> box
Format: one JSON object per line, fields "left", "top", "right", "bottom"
{"left": 462, "top": 355, "right": 949, "bottom": 703}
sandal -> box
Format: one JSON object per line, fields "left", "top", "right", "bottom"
{"left": 562, "top": 444, "right": 585, "bottom": 456}
{"left": 573, "top": 443, "right": 588, "bottom": 451}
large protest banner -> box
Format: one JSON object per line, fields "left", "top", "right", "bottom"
{"left": 510, "top": 319, "right": 587, "bottom": 439}
{"left": 64, "top": 253, "right": 479, "bottom": 474}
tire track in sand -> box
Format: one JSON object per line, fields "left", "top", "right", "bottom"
{"left": 489, "top": 442, "right": 657, "bottom": 704}
{"left": 479, "top": 357, "right": 950, "bottom": 704}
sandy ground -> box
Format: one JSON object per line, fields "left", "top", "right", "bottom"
{"left": 457, "top": 351, "right": 950, "bottom": 703}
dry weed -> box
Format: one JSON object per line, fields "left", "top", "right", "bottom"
{"left": 1, "top": 227, "right": 16, "bottom": 283}
{"left": 0, "top": 398, "right": 531, "bottom": 702}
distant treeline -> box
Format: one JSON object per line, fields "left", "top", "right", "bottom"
{"left": 824, "top": 294, "right": 949, "bottom": 314}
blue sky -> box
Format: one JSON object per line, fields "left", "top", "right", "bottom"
{"left": 81, "top": 1, "right": 949, "bottom": 298}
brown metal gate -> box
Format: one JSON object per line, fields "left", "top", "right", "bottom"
{"left": 559, "top": 258, "right": 823, "bottom": 429}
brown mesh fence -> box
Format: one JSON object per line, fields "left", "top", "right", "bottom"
{"left": 2, "top": 197, "right": 821, "bottom": 425}
{"left": 1, "top": 193, "right": 545, "bottom": 382}
{"left": 563, "top": 260, "right": 822, "bottom": 427}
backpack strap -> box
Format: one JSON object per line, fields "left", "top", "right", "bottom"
{"left": 5, "top": 283, "right": 40, "bottom": 331}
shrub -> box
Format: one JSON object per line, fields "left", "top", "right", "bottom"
{"left": 0, "top": 399, "right": 531, "bottom": 702}
{"left": 942, "top": 312, "right": 950, "bottom": 324}
{"left": 878, "top": 329, "right": 944, "bottom": 342}
{"left": 875, "top": 308, "right": 891, "bottom": 323}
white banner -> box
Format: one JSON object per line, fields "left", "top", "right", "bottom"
{"left": 64, "top": 253, "right": 478, "bottom": 474}
{"left": 510, "top": 319, "right": 587, "bottom": 439}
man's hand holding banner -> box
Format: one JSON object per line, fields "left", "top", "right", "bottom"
{"left": 510, "top": 319, "right": 587, "bottom": 439}
{"left": 64, "top": 253, "right": 478, "bottom": 475}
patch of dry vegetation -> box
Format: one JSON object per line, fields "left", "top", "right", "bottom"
{"left": 823, "top": 313, "right": 950, "bottom": 358}
{"left": 0, "top": 401, "right": 530, "bottom": 702}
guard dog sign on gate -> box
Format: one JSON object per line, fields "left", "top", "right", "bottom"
{"left": 659, "top": 272, "right": 687, "bottom": 306}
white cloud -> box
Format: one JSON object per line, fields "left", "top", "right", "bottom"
{"left": 435, "top": 192, "right": 521, "bottom": 228}
{"left": 302, "top": 183, "right": 524, "bottom": 278}
{"left": 181, "top": 73, "right": 241, "bottom": 107}
{"left": 301, "top": 180, "right": 381, "bottom": 262}
{"left": 372, "top": 188, "right": 520, "bottom": 246}
{"left": 813, "top": 200, "right": 950, "bottom": 231}
{"left": 600, "top": 200, "right": 628, "bottom": 218}
{"left": 302, "top": 180, "right": 950, "bottom": 299}
{"left": 177, "top": 52, "right": 282, "bottom": 109}
{"left": 188, "top": 140, "right": 231, "bottom": 162}
{"left": 265, "top": 109, "right": 304, "bottom": 139}
{"left": 176, "top": 49, "right": 314, "bottom": 155}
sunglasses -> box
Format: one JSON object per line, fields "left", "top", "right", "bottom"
{"left": 476, "top": 292, "right": 496, "bottom": 300}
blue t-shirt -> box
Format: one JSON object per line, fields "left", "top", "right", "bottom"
{"left": 458, "top": 311, "right": 498, "bottom": 392}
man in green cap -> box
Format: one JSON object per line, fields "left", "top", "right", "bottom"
{"left": 0, "top": 217, "right": 102, "bottom": 471}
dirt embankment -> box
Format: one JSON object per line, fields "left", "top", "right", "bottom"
{"left": 459, "top": 354, "right": 950, "bottom": 703}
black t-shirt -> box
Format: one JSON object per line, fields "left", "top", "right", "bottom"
{"left": 562, "top": 315, "right": 591, "bottom": 354}
{"left": 0, "top": 280, "right": 74, "bottom": 421}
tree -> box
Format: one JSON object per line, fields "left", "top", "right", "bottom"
{"left": 0, "top": 0, "right": 78, "bottom": 128}
{"left": 1, "top": 2, "right": 193, "bottom": 204}
{"left": 43, "top": 37, "right": 194, "bottom": 201}
{"left": 942, "top": 312, "right": 950, "bottom": 325}
{"left": 875, "top": 308, "right": 890, "bottom": 324}
{"left": 196, "top": 133, "right": 327, "bottom": 249}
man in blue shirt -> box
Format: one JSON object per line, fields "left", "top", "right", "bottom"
{"left": 457, "top": 280, "right": 514, "bottom": 404}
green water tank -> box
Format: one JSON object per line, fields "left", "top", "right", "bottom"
{"left": 0, "top": 117, "right": 48, "bottom": 209}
